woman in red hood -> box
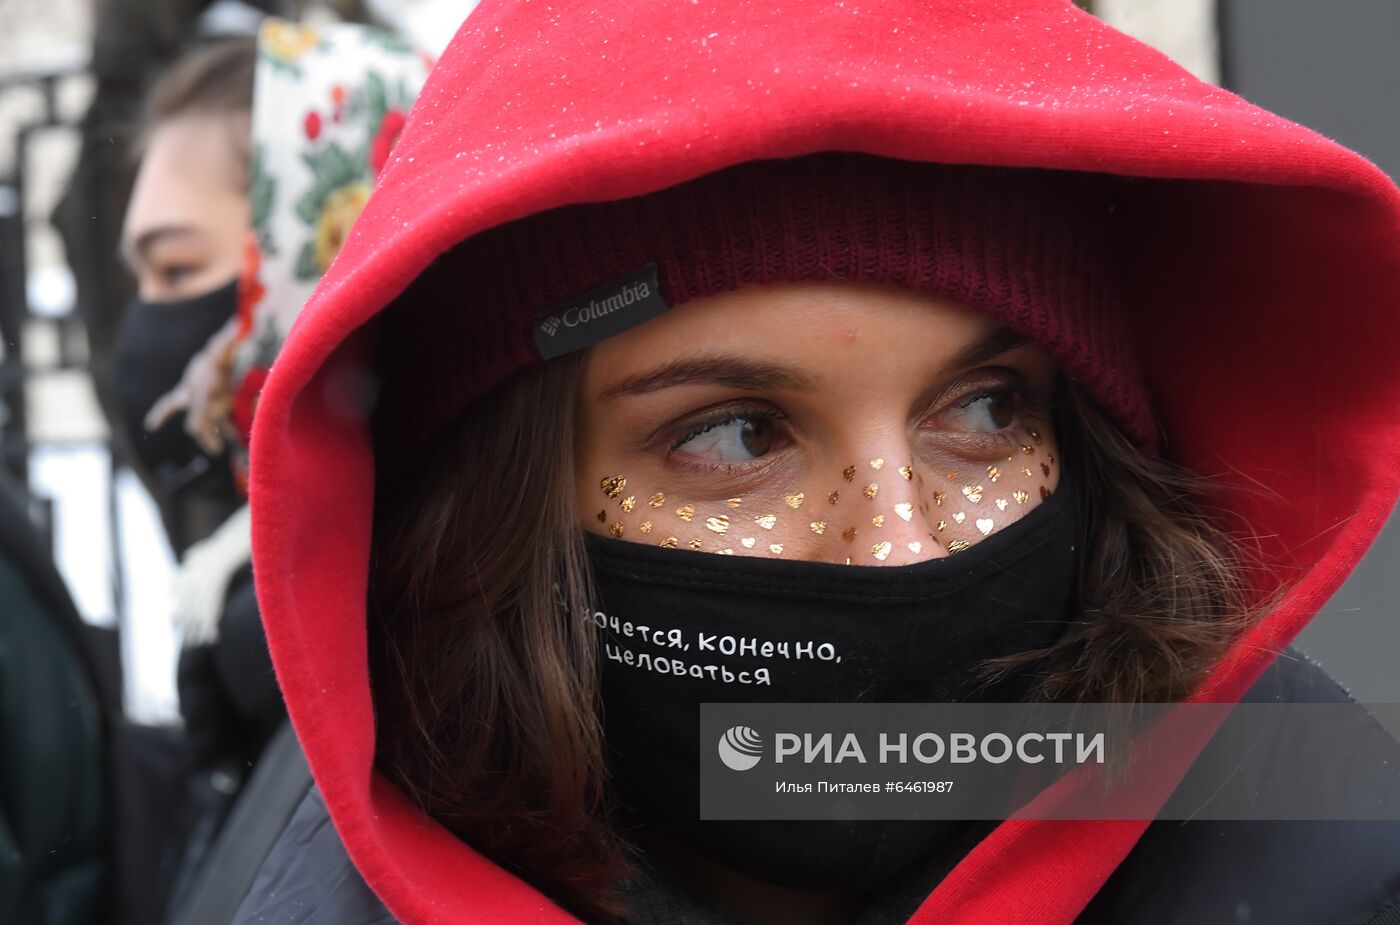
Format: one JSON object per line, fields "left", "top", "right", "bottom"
{"left": 231, "top": 2, "right": 1400, "bottom": 924}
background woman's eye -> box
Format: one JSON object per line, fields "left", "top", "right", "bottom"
{"left": 161, "top": 264, "right": 199, "bottom": 287}
{"left": 674, "top": 416, "right": 776, "bottom": 461}
{"left": 938, "top": 389, "right": 1018, "bottom": 433}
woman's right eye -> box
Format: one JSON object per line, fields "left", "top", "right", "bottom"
{"left": 672, "top": 415, "right": 777, "bottom": 461}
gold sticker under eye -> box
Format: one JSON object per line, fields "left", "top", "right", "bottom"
{"left": 620, "top": 496, "right": 636, "bottom": 513}
{"left": 870, "top": 458, "right": 885, "bottom": 470}
{"left": 898, "top": 465, "right": 913, "bottom": 481}
{"left": 597, "top": 510, "right": 607, "bottom": 523}
{"left": 976, "top": 517, "right": 994, "bottom": 535}
{"left": 689, "top": 538, "right": 703, "bottom": 550}
{"left": 894, "top": 502, "right": 913, "bottom": 522}
{"left": 1041, "top": 462, "right": 1051, "bottom": 477}
{"left": 1021, "top": 467, "right": 1034, "bottom": 478}
{"left": 769, "top": 543, "right": 784, "bottom": 555}
{"left": 785, "top": 492, "right": 805, "bottom": 509}
{"left": 944, "top": 471, "right": 960, "bottom": 481}
{"left": 907, "top": 541, "right": 923, "bottom": 554}
{"left": 1012, "top": 490, "right": 1029, "bottom": 505}
{"left": 810, "top": 521, "right": 827, "bottom": 535}
{"left": 676, "top": 504, "right": 695, "bottom": 522}
{"left": 1040, "top": 485, "right": 1051, "bottom": 500}
{"left": 936, "top": 519, "right": 947, "bottom": 532}
{"left": 1029, "top": 427, "right": 1042, "bottom": 445}
{"left": 872, "top": 515, "right": 885, "bottom": 527}
{"left": 640, "top": 521, "right": 654, "bottom": 534}
{"left": 828, "top": 491, "right": 840, "bottom": 505}
{"left": 872, "top": 541, "right": 892, "bottom": 561}
{"left": 988, "top": 466, "right": 1001, "bottom": 482}
{"left": 741, "top": 537, "right": 757, "bottom": 548}
{"left": 601, "top": 475, "right": 626, "bottom": 498}
{"left": 948, "top": 539, "right": 971, "bottom": 554}
{"left": 648, "top": 492, "right": 666, "bottom": 508}
{"left": 843, "top": 465, "right": 857, "bottom": 481}
{"left": 1021, "top": 445, "right": 1035, "bottom": 456}
{"left": 962, "top": 484, "right": 984, "bottom": 503}
{"left": 660, "top": 536, "right": 679, "bottom": 548}
{"left": 995, "top": 498, "right": 1008, "bottom": 511}
{"left": 932, "top": 490, "right": 946, "bottom": 506}
{"left": 755, "top": 514, "right": 777, "bottom": 530}
{"left": 727, "top": 497, "right": 743, "bottom": 509}
{"left": 706, "top": 515, "right": 730, "bottom": 534}
{"left": 1048, "top": 454, "right": 1055, "bottom": 464}
{"left": 718, "top": 548, "right": 734, "bottom": 555}
{"left": 952, "top": 512, "right": 966, "bottom": 524}
{"left": 610, "top": 522, "right": 625, "bottom": 537}
{"left": 863, "top": 483, "right": 879, "bottom": 500}
{"left": 842, "top": 526, "right": 857, "bottom": 543}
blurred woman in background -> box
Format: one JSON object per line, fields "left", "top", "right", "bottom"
{"left": 109, "top": 24, "right": 429, "bottom": 922}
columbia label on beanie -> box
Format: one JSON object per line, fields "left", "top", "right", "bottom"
{"left": 532, "top": 261, "right": 670, "bottom": 359}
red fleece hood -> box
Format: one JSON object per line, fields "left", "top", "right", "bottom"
{"left": 248, "top": 2, "right": 1400, "bottom": 922}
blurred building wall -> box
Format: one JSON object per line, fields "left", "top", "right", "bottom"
{"left": 1218, "top": 0, "right": 1400, "bottom": 702}
{"left": 1098, "top": 0, "right": 1400, "bottom": 702}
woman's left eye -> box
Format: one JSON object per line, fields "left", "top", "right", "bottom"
{"left": 672, "top": 415, "right": 778, "bottom": 461}
{"left": 160, "top": 263, "right": 201, "bottom": 288}
{"left": 932, "top": 388, "right": 1019, "bottom": 433}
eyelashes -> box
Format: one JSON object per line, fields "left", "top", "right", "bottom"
{"left": 666, "top": 402, "right": 790, "bottom": 459}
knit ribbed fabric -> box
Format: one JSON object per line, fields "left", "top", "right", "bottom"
{"left": 374, "top": 151, "right": 1157, "bottom": 470}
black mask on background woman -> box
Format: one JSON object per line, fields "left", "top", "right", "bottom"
{"left": 111, "top": 278, "right": 240, "bottom": 505}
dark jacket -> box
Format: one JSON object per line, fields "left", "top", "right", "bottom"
{"left": 0, "top": 478, "right": 106, "bottom": 924}
{"left": 177, "top": 649, "right": 1400, "bottom": 925}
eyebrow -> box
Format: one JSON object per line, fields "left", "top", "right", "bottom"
{"left": 121, "top": 224, "right": 203, "bottom": 269}
{"left": 946, "top": 324, "right": 1030, "bottom": 372}
{"left": 597, "top": 325, "right": 1029, "bottom": 402}
{"left": 598, "top": 356, "right": 818, "bottom": 401}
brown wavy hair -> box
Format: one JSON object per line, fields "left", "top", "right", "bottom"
{"left": 367, "top": 357, "right": 1275, "bottom": 922}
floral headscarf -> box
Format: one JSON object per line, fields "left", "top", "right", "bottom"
{"left": 149, "top": 18, "right": 432, "bottom": 495}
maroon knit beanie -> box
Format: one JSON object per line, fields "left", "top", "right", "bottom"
{"left": 374, "top": 151, "right": 1158, "bottom": 469}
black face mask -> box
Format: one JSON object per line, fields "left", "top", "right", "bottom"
{"left": 586, "top": 473, "right": 1078, "bottom": 894}
{"left": 111, "top": 278, "right": 240, "bottom": 502}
